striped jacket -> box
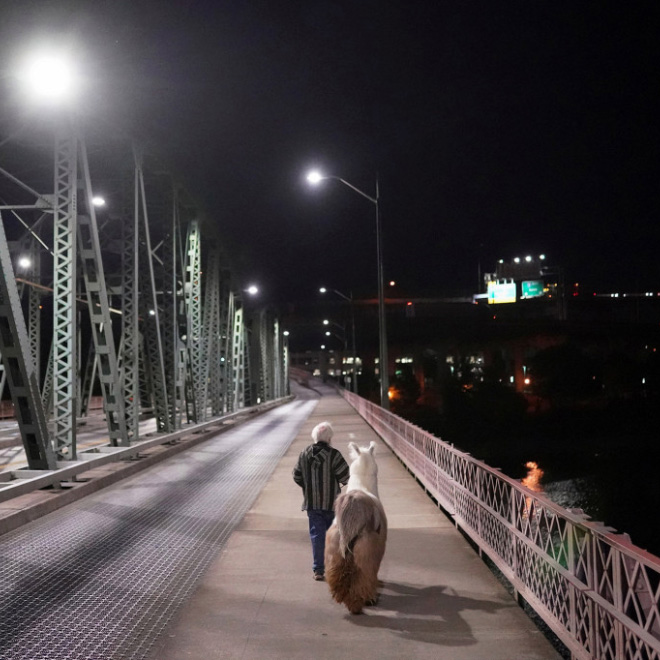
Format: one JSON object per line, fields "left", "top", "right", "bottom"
{"left": 293, "top": 442, "right": 350, "bottom": 511}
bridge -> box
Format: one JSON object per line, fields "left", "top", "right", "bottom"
{"left": 0, "top": 112, "right": 659, "bottom": 660}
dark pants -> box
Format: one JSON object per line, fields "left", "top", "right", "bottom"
{"left": 307, "top": 509, "right": 335, "bottom": 573}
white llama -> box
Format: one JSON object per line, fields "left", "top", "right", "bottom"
{"left": 325, "top": 441, "right": 388, "bottom": 614}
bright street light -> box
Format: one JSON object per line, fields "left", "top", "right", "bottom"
{"left": 17, "top": 256, "right": 32, "bottom": 269}
{"left": 310, "top": 172, "right": 389, "bottom": 409}
{"left": 92, "top": 196, "right": 106, "bottom": 207}
{"left": 246, "top": 285, "right": 259, "bottom": 295}
{"left": 18, "top": 53, "right": 77, "bottom": 104}
{"left": 307, "top": 170, "right": 323, "bottom": 184}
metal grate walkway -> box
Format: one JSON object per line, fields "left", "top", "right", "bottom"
{"left": 0, "top": 399, "right": 317, "bottom": 660}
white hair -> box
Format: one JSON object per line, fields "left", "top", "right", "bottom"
{"left": 312, "top": 421, "right": 333, "bottom": 444}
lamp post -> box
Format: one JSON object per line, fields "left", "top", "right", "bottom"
{"left": 309, "top": 171, "right": 389, "bottom": 409}
{"left": 320, "top": 287, "right": 358, "bottom": 394}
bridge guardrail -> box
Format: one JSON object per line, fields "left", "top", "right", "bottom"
{"left": 340, "top": 389, "right": 660, "bottom": 660}
{"left": 0, "top": 396, "right": 294, "bottom": 504}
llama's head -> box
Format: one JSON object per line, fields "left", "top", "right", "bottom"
{"left": 348, "top": 441, "right": 378, "bottom": 480}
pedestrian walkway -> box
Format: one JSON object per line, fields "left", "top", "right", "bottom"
{"left": 147, "top": 384, "right": 562, "bottom": 660}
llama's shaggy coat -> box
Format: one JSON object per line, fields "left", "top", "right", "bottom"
{"left": 325, "top": 442, "right": 387, "bottom": 614}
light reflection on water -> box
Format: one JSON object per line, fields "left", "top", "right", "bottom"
{"left": 519, "top": 460, "right": 603, "bottom": 523}
{"left": 521, "top": 461, "right": 544, "bottom": 492}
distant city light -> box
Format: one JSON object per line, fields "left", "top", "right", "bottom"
{"left": 323, "top": 319, "right": 329, "bottom": 325}
{"left": 514, "top": 257, "right": 521, "bottom": 263}
{"left": 389, "top": 280, "right": 396, "bottom": 286}
{"left": 321, "top": 344, "right": 326, "bottom": 349}
{"left": 498, "top": 259, "right": 504, "bottom": 264}
{"left": 319, "top": 287, "right": 327, "bottom": 293}
{"left": 325, "top": 331, "right": 331, "bottom": 336}
{"left": 525, "top": 255, "right": 532, "bottom": 262}
{"left": 283, "top": 330, "right": 290, "bottom": 336}
{"left": 539, "top": 254, "right": 546, "bottom": 260}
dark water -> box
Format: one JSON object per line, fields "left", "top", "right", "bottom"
{"left": 507, "top": 444, "right": 660, "bottom": 556}
{"left": 402, "top": 400, "right": 660, "bottom": 557}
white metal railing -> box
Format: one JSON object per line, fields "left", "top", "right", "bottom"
{"left": 340, "top": 389, "right": 660, "bottom": 660}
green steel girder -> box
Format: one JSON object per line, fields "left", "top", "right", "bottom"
{"left": 160, "top": 188, "right": 184, "bottom": 431}
{"left": 134, "top": 149, "right": 171, "bottom": 433}
{"left": 203, "top": 250, "right": 222, "bottom": 416}
{"left": 52, "top": 128, "right": 78, "bottom": 460}
{"left": 119, "top": 168, "right": 140, "bottom": 442}
{"left": 0, "top": 213, "right": 55, "bottom": 470}
{"left": 184, "top": 219, "right": 204, "bottom": 422}
{"left": 77, "top": 139, "right": 129, "bottom": 446}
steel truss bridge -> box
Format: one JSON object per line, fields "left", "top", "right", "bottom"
{"left": 0, "top": 116, "right": 288, "bottom": 490}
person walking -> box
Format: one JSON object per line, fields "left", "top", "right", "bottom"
{"left": 293, "top": 421, "right": 350, "bottom": 581}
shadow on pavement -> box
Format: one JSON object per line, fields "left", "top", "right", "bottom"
{"left": 346, "top": 580, "right": 511, "bottom": 647}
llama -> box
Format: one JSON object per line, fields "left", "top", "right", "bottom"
{"left": 325, "top": 441, "right": 388, "bottom": 614}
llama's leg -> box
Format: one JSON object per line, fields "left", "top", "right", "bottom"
{"left": 324, "top": 525, "right": 340, "bottom": 580}
{"left": 355, "top": 531, "right": 387, "bottom": 605}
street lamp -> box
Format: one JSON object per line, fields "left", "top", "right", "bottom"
{"left": 18, "top": 53, "right": 78, "bottom": 105}
{"left": 320, "top": 293, "right": 358, "bottom": 394}
{"left": 310, "top": 171, "right": 389, "bottom": 409}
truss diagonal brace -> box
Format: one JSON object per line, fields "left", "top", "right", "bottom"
{"left": 0, "top": 213, "right": 56, "bottom": 470}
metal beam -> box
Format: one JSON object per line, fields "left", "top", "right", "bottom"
{"left": 52, "top": 127, "right": 78, "bottom": 460}
{"left": 0, "top": 212, "right": 56, "bottom": 470}
{"left": 77, "top": 138, "right": 129, "bottom": 446}
{"left": 134, "top": 149, "right": 171, "bottom": 433}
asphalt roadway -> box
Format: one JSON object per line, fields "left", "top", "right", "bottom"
{"left": 146, "top": 382, "right": 562, "bottom": 660}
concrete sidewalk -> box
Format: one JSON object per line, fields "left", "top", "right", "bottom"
{"left": 147, "top": 388, "right": 562, "bottom": 660}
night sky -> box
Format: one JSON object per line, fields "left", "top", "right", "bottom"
{"left": 1, "top": 1, "right": 659, "bottom": 304}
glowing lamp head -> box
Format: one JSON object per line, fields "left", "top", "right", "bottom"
{"left": 247, "top": 285, "right": 259, "bottom": 296}
{"left": 17, "top": 256, "right": 32, "bottom": 269}
{"left": 92, "top": 196, "right": 106, "bottom": 208}
{"left": 306, "top": 170, "right": 324, "bottom": 185}
{"left": 19, "top": 53, "right": 76, "bottom": 104}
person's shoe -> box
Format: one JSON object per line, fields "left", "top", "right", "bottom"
{"left": 313, "top": 571, "right": 325, "bottom": 581}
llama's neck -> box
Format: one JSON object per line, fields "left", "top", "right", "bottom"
{"left": 346, "top": 474, "right": 379, "bottom": 499}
